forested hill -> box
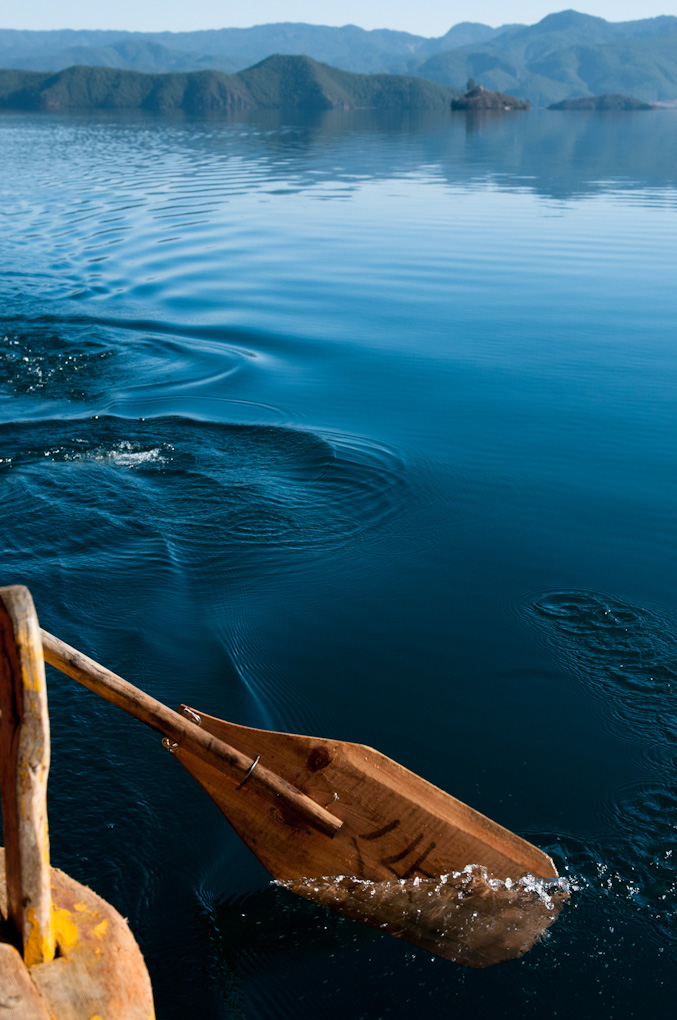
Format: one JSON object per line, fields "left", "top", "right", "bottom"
{"left": 0, "top": 56, "right": 461, "bottom": 112}
{"left": 2, "top": 11, "right": 676, "bottom": 106}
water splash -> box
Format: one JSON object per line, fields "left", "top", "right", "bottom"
{"left": 277, "top": 865, "right": 569, "bottom": 968}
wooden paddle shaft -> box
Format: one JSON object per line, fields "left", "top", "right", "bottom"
{"left": 40, "top": 629, "right": 342, "bottom": 838}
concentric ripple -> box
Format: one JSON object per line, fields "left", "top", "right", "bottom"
{"left": 0, "top": 415, "right": 405, "bottom": 574}
{"left": 0, "top": 312, "right": 256, "bottom": 414}
{"left": 524, "top": 590, "right": 677, "bottom": 749}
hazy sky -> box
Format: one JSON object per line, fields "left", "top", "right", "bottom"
{"left": 4, "top": 2, "right": 677, "bottom": 35}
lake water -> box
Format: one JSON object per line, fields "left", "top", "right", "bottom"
{"left": 1, "top": 107, "right": 676, "bottom": 1018}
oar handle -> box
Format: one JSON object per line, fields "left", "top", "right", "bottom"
{"left": 40, "top": 629, "right": 342, "bottom": 838}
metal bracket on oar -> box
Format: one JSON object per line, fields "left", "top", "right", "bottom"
{"left": 39, "top": 629, "right": 342, "bottom": 838}
{"left": 178, "top": 705, "right": 263, "bottom": 790}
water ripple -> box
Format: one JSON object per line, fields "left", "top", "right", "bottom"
{"left": 521, "top": 590, "right": 677, "bottom": 955}
{"left": 523, "top": 589, "right": 677, "bottom": 750}
{"left": 0, "top": 415, "right": 405, "bottom": 571}
{"left": 1, "top": 320, "right": 117, "bottom": 399}
{"left": 0, "top": 313, "right": 259, "bottom": 413}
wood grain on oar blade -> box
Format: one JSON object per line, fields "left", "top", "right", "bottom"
{"left": 171, "top": 706, "right": 558, "bottom": 883}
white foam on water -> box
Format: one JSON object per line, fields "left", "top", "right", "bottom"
{"left": 89, "top": 441, "right": 171, "bottom": 467}
{"left": 33, "top": 439, "right": 174, "bottom": 469}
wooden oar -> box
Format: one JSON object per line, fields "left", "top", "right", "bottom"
{"left": 40, "top": 630, "right": 340, "bottom": 838}
{"left": 40, "top": 628, "right": 568, "bottom": 967}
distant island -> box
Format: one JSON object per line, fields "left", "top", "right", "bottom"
{"left": 548, "top": 93, "right": 655, "bottom": 110}
{"left": 451, "top": 83, "right": 529, "bottom": 111}
{"left": 0, "top": 56, "right": 461, "bottom": 113}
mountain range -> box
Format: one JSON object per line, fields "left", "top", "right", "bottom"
{"left": 0, "top": 22, "right": 513, "bottom": 76}
{"left": 1, "top": 11, "right": 677, "bottom": 106}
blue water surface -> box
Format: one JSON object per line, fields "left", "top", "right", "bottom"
{"left": 1, "top": 107, "right": 677, "bottom": 1018}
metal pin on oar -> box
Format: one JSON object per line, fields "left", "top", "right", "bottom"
{"left": 237, "top": 755, "right": 261, "bottom": 789}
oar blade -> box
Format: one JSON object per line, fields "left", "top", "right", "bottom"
{"left": 170, "top": 707, "right": 568, "bottom": 967}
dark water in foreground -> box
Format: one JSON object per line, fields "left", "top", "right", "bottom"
{"left": 1, "top": 107, "right": 677, "bottom": 1017}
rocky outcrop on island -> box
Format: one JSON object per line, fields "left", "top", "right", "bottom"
{"left": 451, "top": 84, "right": 529, "bottom": 110}
{"left": 548, "top": 93, "right": 655, "bottom": 110}
{"left": 0, "top": 55, "right": 461, "bottom": 113}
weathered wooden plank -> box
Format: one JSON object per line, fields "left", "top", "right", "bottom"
{"left": 0, "top": 943, "right": 51, "bottom": 1019}
{"left": 0, "top": 586, "right": 55, "bottom": 966}
{"left": 31, "top": 864, "right": 156, "bottom": 1020}
{"left": 1, "top": 848, "right": 155, "bottom": 1020}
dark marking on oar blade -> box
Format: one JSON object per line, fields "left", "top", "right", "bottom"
{"left": 358, "top": 819, "right": 401, "bottom": 840}
{"left": 359, "top": 821, "right": 437, "bottom": 879}
{"left": 351, "top": 836, "right": 366, "bottom": 878}
{"left": 380, "top": 832, "right": 424, "bottom": 864}
{"left": 378, "top": 833, "right": 436, "bottom": 878}
{"left": 400, "top": 843, "right": 436, "bottom": 880}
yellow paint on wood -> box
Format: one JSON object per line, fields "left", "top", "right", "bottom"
{"left": 51, "top": 905, "right": 80, "bottom": 955}
{"left": 93, "top": 920, "right": 108, "bottom": 939}
{"left": 23, "top": 663, "right": 41, "bottom": 692}
{"left": 24, "top": 906, "right": 56, "bottom": 969}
